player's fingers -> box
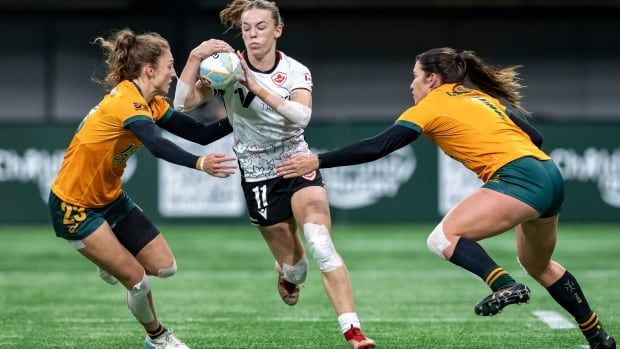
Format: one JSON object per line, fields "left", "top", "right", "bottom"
{"left": 275, "top": 165, "right": 291, "bottom": 175}
{"left": 237, "top": 50, "right": 249, "bottom": 70}
{"left": 216, "top": 165, "right": 237, "bottom": 171}
{"left": 217, "top": 156, "right": 237, "bottom": 162}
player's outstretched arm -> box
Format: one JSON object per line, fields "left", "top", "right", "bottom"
{"left": 159, "top": 110, "right": 233, "bottom": 145}
{"left": 277, "top": 124, "right": 419, "bottom": 178}
{"left": 127, "top": 120, "right": 236, "bottom": 177}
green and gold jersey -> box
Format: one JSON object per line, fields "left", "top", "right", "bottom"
{"left": 397, "top": 83, "right": 549, "bottom": 182}
{"left": 52, "top": 80, "right": 173, "bottom": 207}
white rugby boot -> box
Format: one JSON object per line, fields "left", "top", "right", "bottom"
{"left": 144, "top": 330, "right": 190, "bottom": 349}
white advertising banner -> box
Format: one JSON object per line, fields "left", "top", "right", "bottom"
{"left": 320, "top": 146, "right": 417, "bottom": 209}
{"left": 438, "top": 150, "right": 482, "bottom": 215}
{"left": 551, "top": 147, "right": 620, "bottom": 208}
{"left": 158, "top": 133, "right": 244, "bottom": 217}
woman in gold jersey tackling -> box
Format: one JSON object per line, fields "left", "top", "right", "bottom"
{"left": 277, "top": 47, "right": 615, "bottom": 349}
{"left": 48, "top": 28, "right": 236, "bottom": 349}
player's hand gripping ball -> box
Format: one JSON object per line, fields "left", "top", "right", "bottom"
{"left": 199, "top": 52, "right": 243, "bottom": 89}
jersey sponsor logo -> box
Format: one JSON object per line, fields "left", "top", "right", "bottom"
{"left": 302, "top": 170, "right": 317, "bottom": 181}
{"left": 303, "top": 72, "right": 312, "bottom": 83}
{"left": 133, "top": 102, "right": 149, "bottom": 112}
{"left": 271, "top": 72, "right": 287, "bottom": 86}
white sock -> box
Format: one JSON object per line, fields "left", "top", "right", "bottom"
{"left": 338, "top": 312, "right": 361, "bottom": 333}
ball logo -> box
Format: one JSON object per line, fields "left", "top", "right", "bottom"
{"left": 199, "top": 52, "right": 242, "bottom": 89}
{"left": 303, "top": 170, "right": 317, "bottom": 181}
{"left": 272, "top": 72, "right": 287, "bottom": 85}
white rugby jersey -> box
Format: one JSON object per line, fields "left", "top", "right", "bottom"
{"left": 219, "top": 51, "right": 313, "bottom": 182}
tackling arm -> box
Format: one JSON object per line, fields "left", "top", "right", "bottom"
{"left": 127, "top": 120, "right": 199, "bottom": 168}
{"left": 158, "top": 110, "right": 233, "bottom": 145}
{"left": 318, "top": 124, "right": 420, "bottom": 168}
{"left": 276, "top": 124, "right": 420, "bottom": 178}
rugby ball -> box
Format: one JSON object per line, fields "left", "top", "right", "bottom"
{"left": 199, "top": 52, "right": 242, "bottom": 89}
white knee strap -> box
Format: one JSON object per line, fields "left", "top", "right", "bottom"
{"left": 127, "top": 274, "right": 155, "bottom": 323}
{"left": 158, "top": 259, "right": 177, "bottom": 278}
{"left": 282, "top": 256, "right": 308, "bottom": 285}
{"left": 303, "top": 223, "right": 343, "bottom": 272}
{"left": 97, "top": 267, "right": 119, "bottom": 285}
{"left": 426, "top": 222, "right": 451, "bottom": 260}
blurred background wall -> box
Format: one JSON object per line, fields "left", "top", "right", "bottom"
{"left": 2, "top": 0, "right": 619, "bottom": 122}
{"left": 1, "top": 0, "right": 619, "bottom": 223}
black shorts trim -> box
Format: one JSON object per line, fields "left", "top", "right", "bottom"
{"left": 111, "top": 207, "right": 160, "bottom": 256}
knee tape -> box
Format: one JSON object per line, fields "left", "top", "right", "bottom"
{"left": 158, "top": 259, "right": 177, "bottom": 278}
{"left": 426, "top": 222, "right": 451, "bottom": 259}
{"left": 127, "top": 274, "right": 155, "bottom": 323}
{"left": 303, "top": 223, "right": 342, "bottom": 272}
{"left": 282, "top": 256, "right": 308, "bottom": 284}
{"left": 97, "top": 267, "right": 119, "bottom": 285}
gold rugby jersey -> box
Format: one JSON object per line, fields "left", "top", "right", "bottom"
{"left": 397, "top": 83, "right": 549, "bottom": 182}
{"left": 52, "top": 80, "right": 173, "bottom": 207}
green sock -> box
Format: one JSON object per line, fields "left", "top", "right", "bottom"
{"left": 449, "top": 237, "right": 515, "bottom": 291}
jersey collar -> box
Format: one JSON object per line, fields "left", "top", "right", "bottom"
{"left": 242, "top": 50, "right": 282, "bottom": 74}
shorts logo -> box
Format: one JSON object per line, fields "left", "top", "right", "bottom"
{"left": 257, "top": 207, "right": 268, "bottom": 220}
{"left": 272, "top": 72, "right": 287, "bottom": 86}
{"left": 303, "top": 171, "right": 317, "bottom": 181}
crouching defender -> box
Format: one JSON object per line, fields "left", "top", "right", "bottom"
{"left": 277, "top": 47, "right": 616, "bottom": 349}
{"left": 49, "top": 28, "right": 236, "bottom": 349}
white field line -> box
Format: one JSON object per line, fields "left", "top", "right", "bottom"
{"left": 533, "top": 310, "right": 576, "bottom": 329}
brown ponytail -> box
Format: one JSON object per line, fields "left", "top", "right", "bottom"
{"left": 93, "top": 28, "right": 169, "bottom": 89}
{"left": 417, "top": 47, "right": 528, "bottom": 115}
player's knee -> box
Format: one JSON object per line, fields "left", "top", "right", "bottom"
{"left": 127, "top": 273, "right": 155, "bottom": 323}
{"left": 303, "top": 223, "right": 342, "bottom": 272}
{"left": 283, "top": 255, "right": 308, "bottom": 284}
{"left": 158, "top": 259, "right": 177, "bottom": 278}
{"left": 516, "top": 256, "right": 531, "bottom": 276}
{"left": 426, "top": 222, "right": 451, "bottom": 259}
{"left": 97, "top": 267, "right": 119, "bottom": 285}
